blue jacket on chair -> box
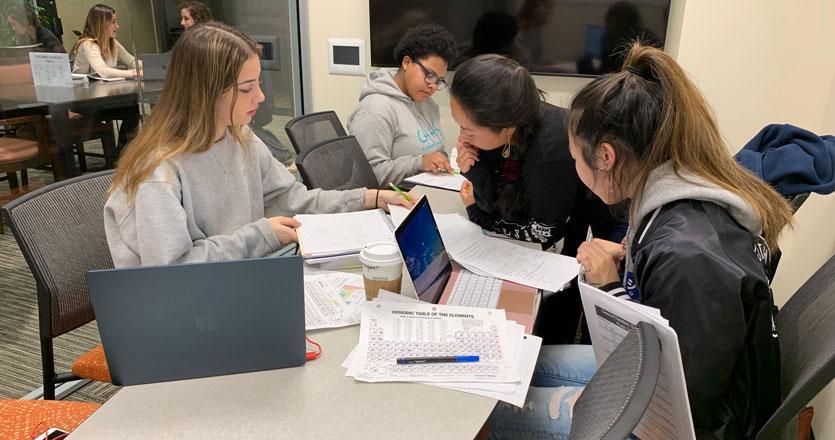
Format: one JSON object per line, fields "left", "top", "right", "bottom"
{"left": 736, "top": 124, "right": 835, "bottom": 196}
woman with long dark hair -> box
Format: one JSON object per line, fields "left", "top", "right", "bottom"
{"left": 451, "top": 54, "right": 611, "bottom": 254}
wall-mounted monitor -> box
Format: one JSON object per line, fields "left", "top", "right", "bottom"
{"left": 370, "top": 0, "right": 671, "bottom": 77}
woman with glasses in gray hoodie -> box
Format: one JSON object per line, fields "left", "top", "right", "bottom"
{"left": 348, "top": 23, "right": 458, "bottom": 186}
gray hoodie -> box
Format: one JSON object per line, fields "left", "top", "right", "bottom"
{"left": 629, "top": 161, "right": 763, "bottom": 247}
{"left": 104, "top": 131, "right": 366, "bottom": 268}
{"left": 347, "top": 68, "right": 445, "bottom": 185}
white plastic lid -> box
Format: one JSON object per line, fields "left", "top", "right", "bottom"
{"left": 358, "top": 241, "right": 401, "bottom": 266}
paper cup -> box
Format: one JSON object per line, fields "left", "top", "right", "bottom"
{"left": 359, "top": 241, "right": 403, "bottom": 300}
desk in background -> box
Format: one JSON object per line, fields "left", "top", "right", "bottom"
{"left": 68, "top": 186, "right": 496, "bottom": 439}
{"left": 0, "top": 80, "right": 163, "bottom": 177}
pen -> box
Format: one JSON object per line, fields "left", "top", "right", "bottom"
{"left": 388, "top": 183, "right": 414, "bottom": 202}
{"left": 396, "top": 355, "right": 480, "bottom": 365}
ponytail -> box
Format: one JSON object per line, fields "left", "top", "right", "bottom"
{"left": 569, "top": 43, "right": 792, "bottom": 248}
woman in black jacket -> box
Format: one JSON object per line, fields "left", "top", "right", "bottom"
{"left": 488, "top": 44, "right": 793, "bottom": 439}
{"left": 451, "top": 54, "right": 612, "bottom": 254}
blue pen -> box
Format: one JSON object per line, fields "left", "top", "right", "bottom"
{"left": 396, "top": 355, "right": 480, "bottom": 365}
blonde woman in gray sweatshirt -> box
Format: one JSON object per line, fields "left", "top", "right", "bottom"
{"left": 348, "top": 23, "right": 458, "bottom": 186}
{"left": 104, "top": 23, "right": 411, "bottom": 268}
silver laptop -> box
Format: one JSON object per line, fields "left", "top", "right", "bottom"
{"left": 394, "top": 197, "right": 539, "bottom": 333}
{"left": 87, "top": 256, "right": 306, "bottom": 386}
{"left": 141, "top": 53, "right": 171, "bottom": 81}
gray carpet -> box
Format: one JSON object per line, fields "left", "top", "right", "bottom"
{"left": 1, "top": 164, "right": 119, "bottom": 403}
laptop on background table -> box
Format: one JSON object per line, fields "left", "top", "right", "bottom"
{"left": 87, "top": 256, "right": 306, "bottom": 386}
{"left": 394, "top": 197, "right": 539, "bottom": 333}
{"left": 141, "top": 53, "right": 171, "bottom": 81}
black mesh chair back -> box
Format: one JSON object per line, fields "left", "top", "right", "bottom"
{"left": 1, "top": 170, "right": 115, "bottom": 399}
{"left": 570, "top": 321, "right": 661, "bottom": 440}
{"left": 296, "top": 135, "right": 379, "bottom": 191}
{"left": 757, "top": 255, "right": 835, "bottom": 440}
{"left": 284, "top": 110, "right": 347, "bottom": 155}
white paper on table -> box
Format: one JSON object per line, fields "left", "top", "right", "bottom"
{"left": 29, "top": 52, "right": 72, "bottom": 87}
{"left": 295, "top": 209, "right": 394, "bottom": 258}
{"left": 404, "top": 172, "right": 467, "bottom": 192}
{"left": 434, "top": 328, "right": 542, "bottom": 407}
{"left": 579, "top": 282, "right": 696, "bottom": 440}
{"left": 304, "top": 272, "right": 366, "bottom": 330}
{"left": 434, "top": 215, "right": 579, "bottom": 291}
{"left": 349, "top": 301, "right": 520, "bottom": 383}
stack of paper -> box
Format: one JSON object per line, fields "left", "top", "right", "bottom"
{"left": 295, "top": 209, "right": 394, "bottom": 263}
{"left": 304, "top": 272, "right": 367, "bottom": 330}
{"left": 579, "top": 283, "right": 697, "bottom": 439}
{"left": 342, "top": 296, "right": 542, "bottom": 407}
{"left": 404, "top": 172, "right": 467, "bottom": 192}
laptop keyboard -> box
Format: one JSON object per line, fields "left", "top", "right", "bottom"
{"left": 447, "top": 270, "right": 501, "bottom": 309}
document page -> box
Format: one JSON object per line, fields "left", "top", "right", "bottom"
{"left": 304, "top": 272, "right": 366, "bottom": 330}
{"left": 404, "top": 172, "right": 467, "bottom": 192}
{"left": 296, "top": 209, "right": 394, "bottom": 258}
{"left": 579, "top": 283, "right": 696, "bottom": 440}
{"left": 436, "top": 215, "right": 579, "bottom": 291}
{"left": 349, "top": 301, "right": 520, "bottom": 383}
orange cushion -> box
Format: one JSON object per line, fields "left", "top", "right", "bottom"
{"left": 0, "top": 137, "right": 38, "bottom": 163}
{"left": 71, "top": 345, "right": 112, "bottom": 383}
{"left": 0, "top": 400, "right": 101, "bottom": 440}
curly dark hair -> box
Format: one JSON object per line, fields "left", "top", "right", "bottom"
{"left": 392, "top": 23, "right": 458, "bottom": 66}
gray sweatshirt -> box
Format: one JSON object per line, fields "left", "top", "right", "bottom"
{"left": 347, "top": 68, "right": 445, "bottom": 185}
{"left": 104, "top": 131, "right": 366, "bottom": 268}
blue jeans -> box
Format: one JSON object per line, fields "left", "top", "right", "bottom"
{"left": 487, "top": 345, "right": 597, "bottom": 440}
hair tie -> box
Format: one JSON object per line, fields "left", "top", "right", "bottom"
{"left": 626, "top": 66, "right": 656, "bottom": 82}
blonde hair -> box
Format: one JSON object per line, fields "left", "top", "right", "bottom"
{"left": 569, "top": 43, "right": 793, "bottom": 248}
{"left": 110, "top": 22, "right": 260, "bottom": 203}
{"left": 71, "top": 4, "right": 117, "bottom": 61}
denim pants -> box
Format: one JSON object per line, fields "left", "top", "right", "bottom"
{"left": 487, "top": 344, "right": 597, "bottom": 440}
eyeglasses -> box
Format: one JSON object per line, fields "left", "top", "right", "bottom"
{"left": 413, "top": 59, "right": 447, "bottom": 91}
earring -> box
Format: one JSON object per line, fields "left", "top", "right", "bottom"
{"left": 501, "top": 132, "right": 513, "bottom": 159}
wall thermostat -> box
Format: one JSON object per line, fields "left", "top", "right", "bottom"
{"left": 328, "top": 38, "right": 365, "bottom": 76}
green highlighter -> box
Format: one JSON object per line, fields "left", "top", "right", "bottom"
{"left": 388, "top": 183, "right": 413, "bottom": 202}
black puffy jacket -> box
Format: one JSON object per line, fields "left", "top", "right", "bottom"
{"left": 627, "top": 199, "right": 780, "bottom": 439}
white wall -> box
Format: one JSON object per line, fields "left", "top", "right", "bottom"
{"left": 306, "top": 0, "right": 835, "bottom": 434}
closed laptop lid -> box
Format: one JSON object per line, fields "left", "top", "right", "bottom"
{"left": 394, "top": 196, "right": 452, "bottom": 304}
{"left": 87, "top": 256, "right": 306, "bottom": 386}
{"left": 141, "top": 53, "right": 170, "bottom": 80}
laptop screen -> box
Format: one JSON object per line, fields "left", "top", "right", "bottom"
{"left": 394, "top": 197, "right": 452, "bottom": 304}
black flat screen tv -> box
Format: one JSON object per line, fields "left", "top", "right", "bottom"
{"left": 370, "top": 0, "right": 671, "bottom": 76}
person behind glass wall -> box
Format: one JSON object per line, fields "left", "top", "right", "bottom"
{"left": 487, "top": 43, "right": 791, "bottom": 439}
{"left": 451, "top": 54, "right": 611, "bottom": 254}
{"left": 6, "top": 6, "right": 65, "bottom": 53}
{"left": 71, "top": 4, "right": 139, "bottom": 79}
{"left": 179, "top": 1, "right": 212, "bottom": 30}
{"left": 348, "top": 23, "right": 458, "bottom": 186}
{"left": 70, "top": 4, "right": 141, "bottom": 149}
{"left": 104, "top": 22, "right": 411, "bottom": 268}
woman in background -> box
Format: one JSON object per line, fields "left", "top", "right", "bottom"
{"left": 180, "top": 1, "right": 212, "bottom": 30}
{"left": 105, "top": 22, "right": 410, "bottom": 268}
{"left": 71, "top": 4, "right": 138, "bottom": 79}
{"left": 6, "top": 6, "right": 64, "bottom": 53}
{"left": 348, "top": 23, "right": 458, "bottom": 186}
{"left": 487, "top": 43, "right": 791, "bottom": 439}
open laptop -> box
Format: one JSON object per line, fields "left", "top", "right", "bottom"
{"left": 87, "top": 256, "right": 306, "bottom": 386}
{"left": 394, "top": 197, "right": 539, "bottom": 333}
{"left": 141, "top": 53, "right": 171, "bottom": 81}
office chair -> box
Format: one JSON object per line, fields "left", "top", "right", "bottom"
{"left": 1, "top": 170, "right": 115, "bottom": 400}
{"left": 295, "top": 135, "right": 380, "bottom": 191}
{"left": 284, "top": 110, "right": 347, "bottom": 156}
{"left": 0, "top": 399, "right": 100, "bottom": 439}
{"left": 756, "top": 254, "right": 835, "bottom": 440}
{"left": 569, "top": 321, "right": 661, "bottom": 440}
